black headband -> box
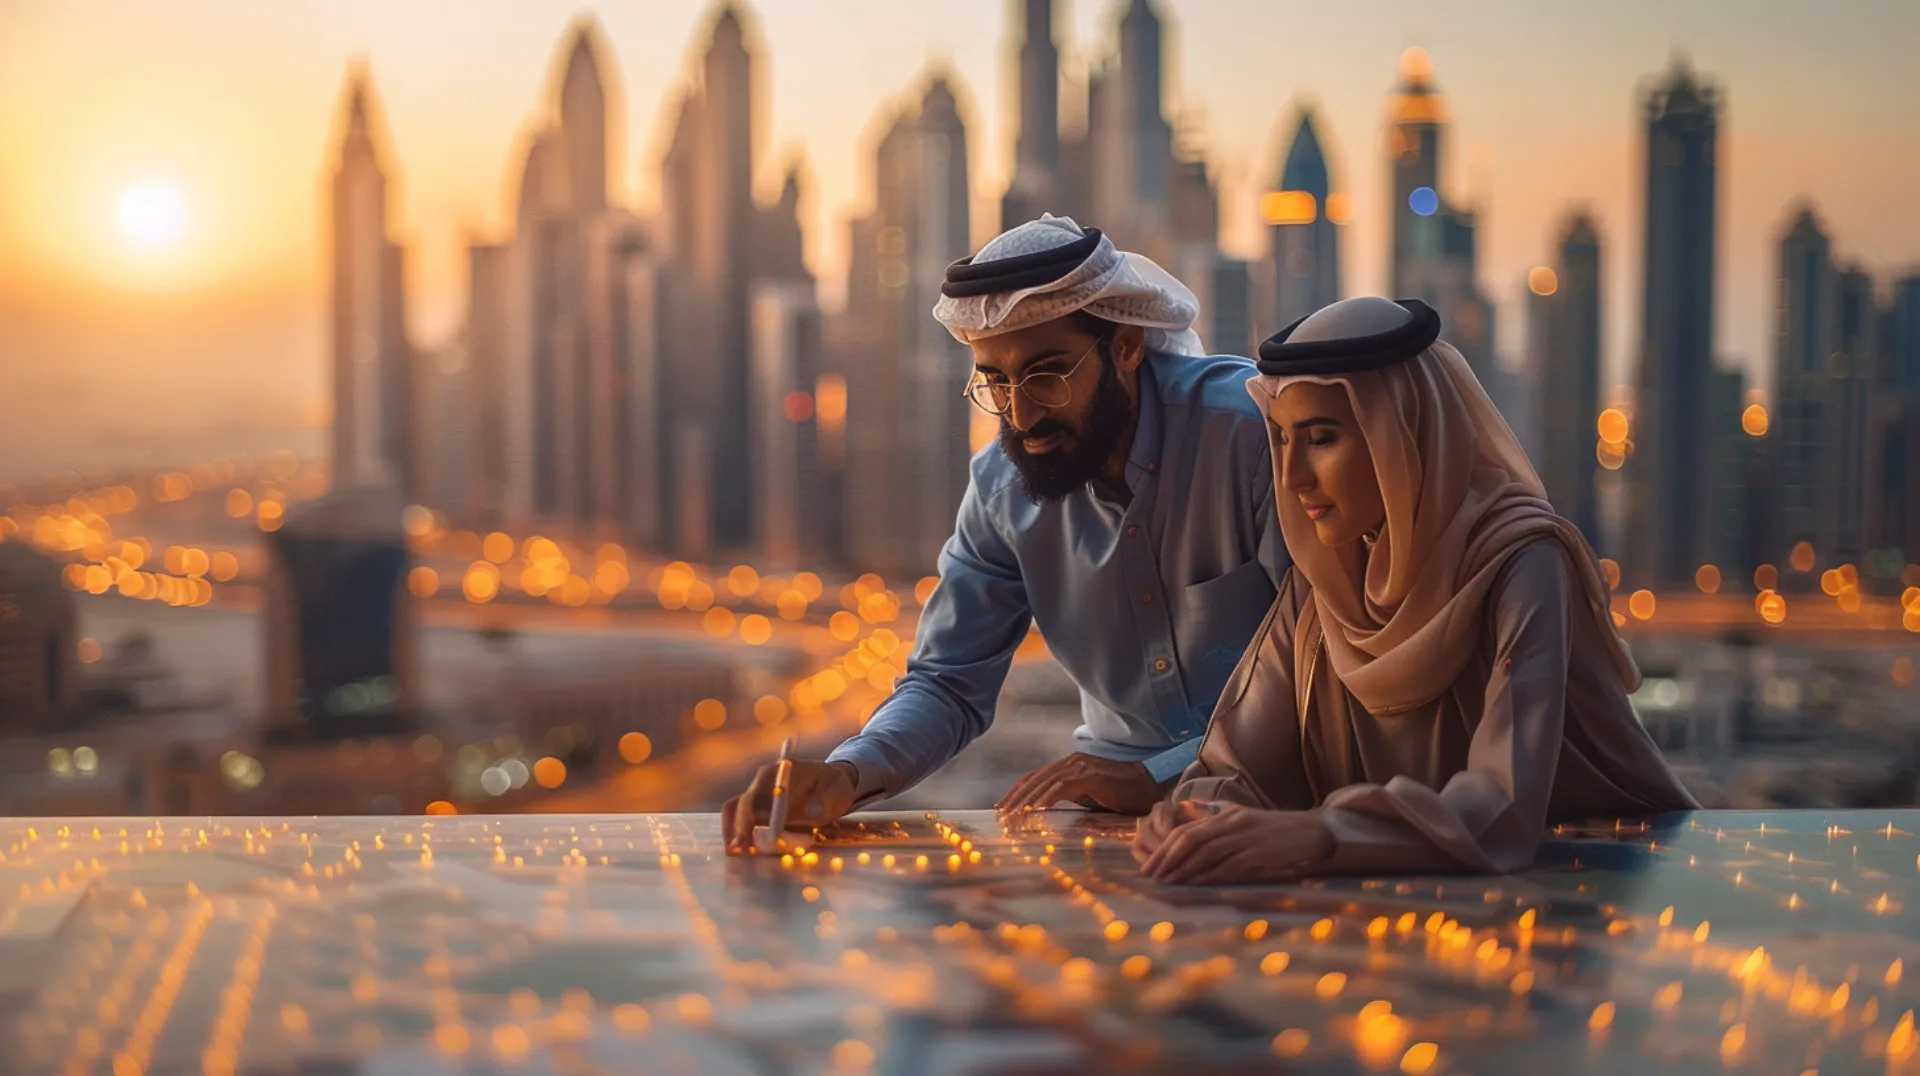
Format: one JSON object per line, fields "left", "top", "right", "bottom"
{"left": 940, "top": 228, "right": 1104, "bottom": 299}
{"left": 1255, "top": 298, "right": 1442, "bottom": 376}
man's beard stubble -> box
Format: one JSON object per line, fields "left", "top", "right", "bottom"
{"left": 997, "top": 348, "right": 1134, "bottom": 503}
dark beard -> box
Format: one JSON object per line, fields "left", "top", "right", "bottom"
{"left": 997, "top": 347, "right": 1134, "bottom": 503}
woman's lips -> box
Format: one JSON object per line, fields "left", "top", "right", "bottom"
{"left": 1301, "top": 502, "right": 1333, "bottom": 521}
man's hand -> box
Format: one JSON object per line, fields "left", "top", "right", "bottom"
{"left": 1132, "top": 802, "right": 1334, "bottom": 884}
{"left": 722, "top": 760, "right": 857, "bottom": 854}
{"left": 995, "top": 752, "right": 1163, "bottom": 815}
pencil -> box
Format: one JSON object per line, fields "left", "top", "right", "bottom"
{"left": 757, "top": 735, "right": 798, "bottom": 853}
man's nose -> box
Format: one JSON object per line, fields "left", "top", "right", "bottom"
{"left": 1008, "top": 390, "right": 1048, "bottom": 433}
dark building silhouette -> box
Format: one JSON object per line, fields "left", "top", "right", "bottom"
{"left": 0, "top": 542, "right": 77, "bottom": 734}
{"left": 1628, "top": 58, "right": 1719, "bottom": 589}
{"left": 1532, "top": 212, "right": 1603, "bottom": 545}
{"left": 1268, "top": 107, "right": 1341, "bottom": 334}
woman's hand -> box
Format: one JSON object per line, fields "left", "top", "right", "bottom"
{"left": 1132, "top": 800, "right": 1211, "bottom": 858}
{"left": 1134, "top": 803, "right": 1335, "bottom": 884}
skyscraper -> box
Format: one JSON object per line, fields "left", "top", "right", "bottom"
{"left": 1832, "top": 267, "right": 1877, "bottom": 564}
{"left": 653, "top": 5, "right": 810, "bottom": 555}
{"left": 1087, "top": 0, "right": 1174, "bottom": 256}
{"left": 1771, "top": 206, "right": 1837, "bottom": 581}
{"left": 1001, "top": 0, "right": 1061, "bottom": 229}
{"left": 1267, "top": 106, "right": 1341, "bottom": 333}
{"left": 750, "top": 282, "right": 841, "bottom": 568}
{"left": 843, "top": 73, "right": 975, "bottom": 574}
{"left": 329, "top": 66, "right": 413, "bottom": 496}
{"left": 1532, "top": 213, "right": 1603, "bottom": 544}
{"left": 1628, "top": 57, "right": 1719, "bottom": 590}
{"left": 1871, "top": 276, "right": 1920, "bottom": 561}
{"left": 1382, "top": 49, "right": 1496, "bottom": 386}
{"left": 1387, "top": 48, "right": 1443, "bottom": 301}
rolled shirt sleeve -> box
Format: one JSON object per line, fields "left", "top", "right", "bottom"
{"left": 826, "top": 474, "right": 1031, "bottom": 804}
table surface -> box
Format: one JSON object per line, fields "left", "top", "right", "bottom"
{"left": 0, "top": 808, "right": 1914, "bottom": 1075}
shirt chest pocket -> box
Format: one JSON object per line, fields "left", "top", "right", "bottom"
{"left": 1180, "top": 558, "right": 1276, "bottom": 664}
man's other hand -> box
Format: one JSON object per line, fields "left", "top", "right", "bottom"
{"left": 995, "top": 752, "right": 1162, "bottom": 815}
{"left": 722, "top": 760, "right": 857, "bottom": 854}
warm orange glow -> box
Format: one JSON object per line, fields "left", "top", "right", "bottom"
{"left": 256, "top": 499, "right": 284, "bottom": 532}
{"left": 1527, "top": 266, "right": 1559, "bottom": 296}
{"left": 1597, "top": 558, "right": 1621, "bottom": 590}
{"left": 462, "top": 561, "right": 499, "bottom": 603}
{"left": 1325, "top": 192, "right": 1353, "bottom": 225}
{"left": 1399, "top": 45, "right": 1434, "bottom": 82}
{"left": 692, "top": 699, "right": 727, "bottom": 730}
{"left": 618, "top": 732, "right": 653, "bottom": 764}
{"left": 1260, "top": 190, "right": 1317, "bottom": 226}
{"left": 1694, "top": 565, "right": 1720, "bottom": 594}
{"left": 1754, "top": 564, "right": 1779, "bottom": 591}
{"left": 702, "top": 606, "right": 736, "bottom": 637}
{"left": 753, "top": 696, "right": 789, "bottom": 725}
{"left": 914, "top": 575, "right": 939, "bottom": 605}
{"left": 727, "top": 565, "right": 760, "bottom": 596}
{"left": 1596, "top": 408, "right": 1628, "bottom": 445}
{"left": 1741, "top": 404, "right": 1769, "bottom": 437}
{"left": 792, "top": 571, "right": 824, "bottom": 602}
{"left": 482, "top": 532, "right": 514, "bottom": 564}
{"left": 407, "top": 566, "right": 439, "bottom": 598}
{"left": 424, "top": 800, "right": 456, "bottom": 815}
{"left": 815, "top": 373, "right": 848, "bottom": 429}
{"left": 776, "top": 589, "right": 808, "bottom": 620}
{"left": 1892, "top": 658, "right": 1914, "bottom": 686}
{"left": 1628, "top": 589, "right": 1656, "bottom": 620}
{"left": 77, "top": 637, "right": 102, "bottom": 663}
{"left": 1759, "top": 592, "right": 1787, "bottom": 625}
{"left": 532, "top": 757, "right": 566, "bottom": 789}
{"left": 225, "top": 489, "right": 253, "bottom": 518}
{"left": 1790, "top": 541, "right": 1816, "bottom": 573}
{"left": 739, "top": 614, "right": 773, "bottom": 646}
{"left": 829, "top": 611, "right": 861, "bottom": 642}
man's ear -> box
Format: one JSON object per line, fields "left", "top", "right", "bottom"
{"left": 1112, "top": 324, "right": 1147, "bottom": 374}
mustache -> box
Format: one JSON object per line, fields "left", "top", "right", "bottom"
{"left": 1003, "top": 418, "right": 1074, "bottom": 441}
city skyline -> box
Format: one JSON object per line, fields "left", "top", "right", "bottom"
{"left": 3, "top": 0, "right": 1918, "bottom": 486}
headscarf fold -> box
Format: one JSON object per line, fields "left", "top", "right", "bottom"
{"left": 932, "top": 214, "right": 1206, "bottom": 356}
{"left": 1249, "top": 331, "right": 1635, "bottom": 715}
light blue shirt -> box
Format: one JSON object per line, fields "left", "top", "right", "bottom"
{"left": 827, "top": 352, "right": 1290, "bottom": 805}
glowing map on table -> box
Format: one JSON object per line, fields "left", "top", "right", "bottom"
{"left": 0, "top": 809, "right": 1914, "bottom": 1074}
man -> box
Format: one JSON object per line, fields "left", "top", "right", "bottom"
{"left": 724, "top": 215, "right": 1288, "bottom": 851}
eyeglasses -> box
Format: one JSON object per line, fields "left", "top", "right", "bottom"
{"left": 961, "top": 337, "right": 1101, "bottom": 417}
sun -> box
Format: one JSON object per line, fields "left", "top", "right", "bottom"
{"left": 117, "top": 178, "right": 188, "bottom": 248}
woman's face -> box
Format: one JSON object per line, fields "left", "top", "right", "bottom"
{"left": 1268, "top": 381, "right": 1386, "bottom": 547}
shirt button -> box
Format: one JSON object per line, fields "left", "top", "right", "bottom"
{"left": 1146, "top": 461, "right": 1157, "bottom": 472}
{"left": 1154, "top": 659, "right": 1169, "bottom": 672}
{"left": 1126, "top": 526, "right": 1139, "bottom": 537}
{"left": 1140, "top": 591, "right": 1152, "bottom": 603}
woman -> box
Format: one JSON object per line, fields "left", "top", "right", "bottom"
{"left": 1134, "top": 297, "right": 1697, "bottom": 884}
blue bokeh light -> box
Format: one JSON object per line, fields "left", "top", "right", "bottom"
{"left": 1408, "top": 186, "right": 1440, "bottom": 216}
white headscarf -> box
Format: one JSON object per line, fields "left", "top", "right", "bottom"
{"left": 931, "top": 215, "right": 1206, "bottom": 356}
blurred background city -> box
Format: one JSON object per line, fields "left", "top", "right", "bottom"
{"left": 0, "top": 0, "right": 1915, "bottom": 819}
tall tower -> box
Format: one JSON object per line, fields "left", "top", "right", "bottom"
{"left": 701, "top": 6, "right": 757, "bottom": 550}
{"left": 1118, "top": 0, "right": 1171, "bottom": 220}
{"left": 1268, "top": 106, "right": 1341, "bottom": 332}
{"left": 1088, "top": 0, "right": 1173, "bottom": 253}
{"left": 1387, "top": 47, "right": 1444, "bottom": 298}
{"left": 1771, "top": 206, "right": 1835, "bottom": 581}
{"left": 1002, "top": 0, "right": 1060, "bottom": 228}
{"left": 329, "top": 67, "right": 412, "bottom": 496}
{"left": 558, "top": 22, "right": 608, "bottom": 215}
{"left": 1534, "top": 213, "right": 1603, "bottom": 544}
{"left": 1629, "top": 57, "right": 1719, "bottom": 589}
{"left": 843, "top": 72, "right": 975, "bottom": 574}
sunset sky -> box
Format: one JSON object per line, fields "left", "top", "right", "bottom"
{"left": 1, "top": 0, "right": 1916, "bottom": 481}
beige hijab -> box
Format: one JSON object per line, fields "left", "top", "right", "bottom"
{"left": 1249, "top": 323, "right": 1634, "bottom": 716}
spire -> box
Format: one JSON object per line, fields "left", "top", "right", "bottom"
{"left": 1389, "top": 46, "right": 1447, "bottom": 126}
{"left": 1278, "top": 106, "right": 1329, "bottom": 197}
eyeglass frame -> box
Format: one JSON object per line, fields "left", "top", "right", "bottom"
{"left": 959, "top": 333, "right": 1107, "bottom": 417}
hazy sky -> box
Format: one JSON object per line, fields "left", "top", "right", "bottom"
{"left": 1, "top": 0, "right": 1916, "bottom": 479}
